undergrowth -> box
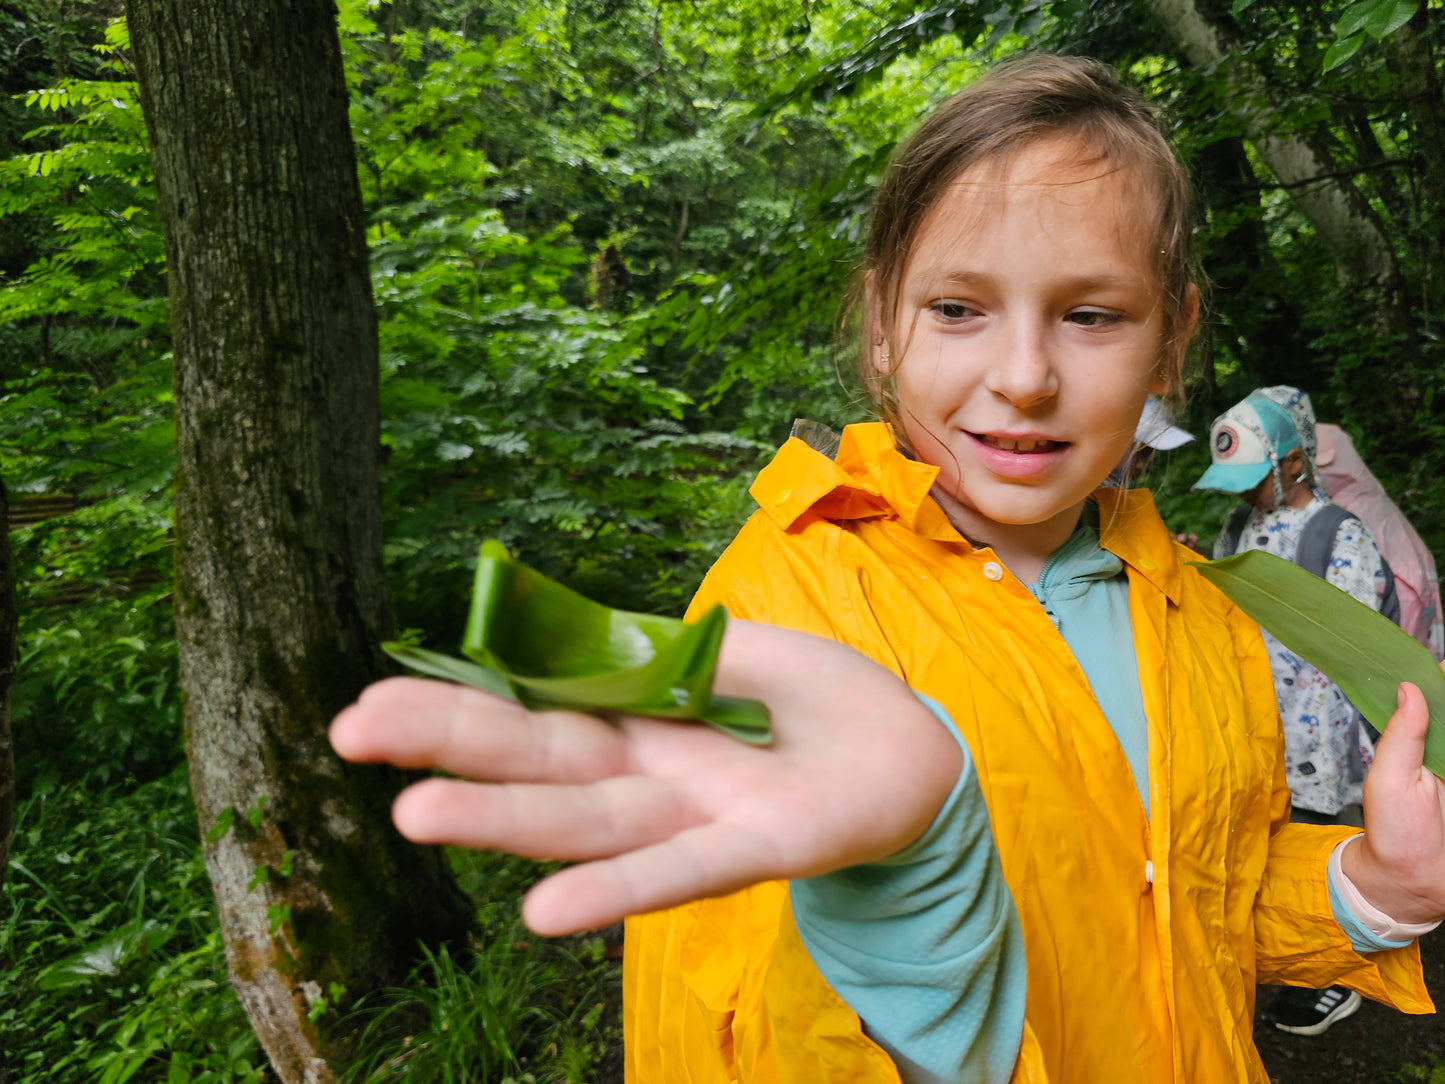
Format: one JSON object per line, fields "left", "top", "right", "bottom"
{"left": 1, "top": 767, "right": 264, "bottom": 1083}
{"left": 2, "top": 768, "right": 622, "bottom": 1083}
{"left": 339, "top": 850, "right": 622, "bottom": 1084}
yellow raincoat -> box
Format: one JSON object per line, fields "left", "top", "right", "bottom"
{"left": 624, "top": 423, "right": 1433, "bottom": 1083}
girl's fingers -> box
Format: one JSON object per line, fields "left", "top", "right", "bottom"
{"left": 521, "top": 820, "right": 786, "bottom": 936}
{"left": 391, "top": 775, "right": 701, "bottom": 859}
{"left": 330, "top": 677, "right": 628, "bottom": 783}
{"left": 1373, "top": 681, "right": 1430, "bottom": 780}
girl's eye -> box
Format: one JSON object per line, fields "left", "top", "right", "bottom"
{"left": 1066, "top": 309, "right": 1122, "bottom": 328}
{"left": 929, "top": 299, "right": 977, "bottom": 321}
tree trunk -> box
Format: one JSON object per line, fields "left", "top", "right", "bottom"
{"left": 0, "top": 477, "right": 15, "bottom": 889}
{"left": 1144, "top": 0, "right": 1408, "bottom": 328}
{"left": 124, "top": 2, "right": 471, "bottom": 1079}
{"left": 1194, "top": 135, "right": 1310, "bottom": 395}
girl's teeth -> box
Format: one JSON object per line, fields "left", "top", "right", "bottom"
{"left": 985, "top": 436, "right": 1053, "bottom": 452}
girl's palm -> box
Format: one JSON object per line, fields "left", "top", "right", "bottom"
{"left": 330, "top": 620, "right": 963, "bottom": 935}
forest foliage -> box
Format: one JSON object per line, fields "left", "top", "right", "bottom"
{"left": 5, "top": 0, "right": 1445, "bottom": 1078}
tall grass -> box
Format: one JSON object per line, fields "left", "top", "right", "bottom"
{"left": 1, "top": 766, "right": 264, "bottom": 1083}
{"left": 2, "top": 767, "right": 622, "bottom": 1083}
{"left": 342, "top": 850, "right": 621, "bottom": 1083}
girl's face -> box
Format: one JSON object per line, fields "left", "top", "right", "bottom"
{"left": 879, "top": 137, "right": 1185, "bottom": 545}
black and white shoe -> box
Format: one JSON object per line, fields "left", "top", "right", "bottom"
{"left": 1270, "top": 984, "right": 1362, "bottom": 1036}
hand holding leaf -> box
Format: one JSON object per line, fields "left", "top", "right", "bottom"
{"left": 332, "top": 619, "right": 963, "bottom": 936}
{"left": 1344, "top": 678, "right": 1445, "bottom": 925}
{"left": 1195, "top": 551, "right": 1445, "bottom": 923}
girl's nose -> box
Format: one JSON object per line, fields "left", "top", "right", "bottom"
{"left": 983, "top": 326, "right": 1059, "bottom": 408}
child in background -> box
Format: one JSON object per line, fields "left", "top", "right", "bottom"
{"left": 330, "top": 57, "right": 1445, "bottom": 1083}
{"left": 1198, "top": 387, "right": 1385, "bottom": 824}
{"left": 1195, "top": 386, "right": 1392, "bottom": 1034}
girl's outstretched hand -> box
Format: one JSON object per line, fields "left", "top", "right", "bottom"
{"left": 1345, "top": 671, "right": 1445, "bottom": 925}
{"left": 329, "top": 620, "right": 963, "bottom": 936}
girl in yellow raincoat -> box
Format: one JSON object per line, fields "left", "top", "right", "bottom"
{"left": 331, "top": 56, "right": 1445, "bottom": 1083}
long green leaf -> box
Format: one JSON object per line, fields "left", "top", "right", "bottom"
{"left": 387, "top": 541, "right": 772, "bottom": 744}
{"left": 1193, "top": 551, "right": 1445, "bottom": 779}
{"left": 380, "top": 643, "right": 518, "bottom": 702}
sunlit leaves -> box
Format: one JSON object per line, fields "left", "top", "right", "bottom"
{"left": 1325, "top": 0, "right": 1418, "bottom": 71}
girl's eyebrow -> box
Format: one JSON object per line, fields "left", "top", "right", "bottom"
{"left": 917, "top": 268, "right": 1146, "bottom": 292}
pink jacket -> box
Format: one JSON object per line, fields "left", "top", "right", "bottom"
{"left": 1316, "top": 423, "right": 1443, "bottom": 658}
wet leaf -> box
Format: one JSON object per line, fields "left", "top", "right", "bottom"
{"left": 384, "top": 541, "right": 772, "bottom": 744}
{"left": 1193, "top": 550, "right": 1444, "bottom": 778}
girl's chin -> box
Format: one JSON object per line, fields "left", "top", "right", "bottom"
{"left": 938, "top": 487, "right": 1094, "bottom": 534}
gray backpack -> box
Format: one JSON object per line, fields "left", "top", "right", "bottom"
{"left": 1220, "top": 502, "right": 1401, "bottom": 626}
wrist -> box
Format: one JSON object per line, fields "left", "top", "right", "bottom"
{"left": 1340, "top": 833, "right": 1445, "bottom": 926}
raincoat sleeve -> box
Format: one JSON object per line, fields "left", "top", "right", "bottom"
{"left": 624, "top": 515, "right": 1052, "bottom": 1084}
{"left": 1232, "top": 601, "right": 1435, "bottom": 1012}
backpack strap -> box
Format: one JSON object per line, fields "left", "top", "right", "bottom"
{"left": 1298, "top": 503, "right": 1403, "bottom": 626}
{"left": 1295, "top": 503, "right": 1356, "bottom": 581}
{"left": 1220, "top": 504, "right": 1254, "bottom": 557}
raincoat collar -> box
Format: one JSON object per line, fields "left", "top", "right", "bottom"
{"left": 1093, "top": 486, "right": 1184, "bottom": 604}
{"left": 751, "top": 422, "right": 959, "bottom": 542}
{"left": 752, "top": 422, "right": 1183, "bottom": 603}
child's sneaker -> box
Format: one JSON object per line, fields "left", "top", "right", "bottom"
{"left": 1270, "top": 985, "right": 1362, "bottom": 1036}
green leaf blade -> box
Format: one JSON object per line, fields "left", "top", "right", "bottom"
{"left": 1323, "top": 32, "right": 1367, "bottom": 72}
{"left": 392, "top": 544, "right": 772, "bottom": 744}
{"left": 1365, "top": 0, "right": 1416, "bottom": 39}
{"left": 382, "top": 642, "right": 519, "bottom": 701}
{"left": 1336, "top": 0, "right": 1378, "bottom": 39}
{"left": 1192, "top": 551, "right": 1445, "bottom": 779}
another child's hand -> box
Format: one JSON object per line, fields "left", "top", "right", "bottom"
{"left": 1345, "top": 672, "right": 1445, "bottom": 925}
{"left": 329, "top": 620, "right": 964, "bottom": 936}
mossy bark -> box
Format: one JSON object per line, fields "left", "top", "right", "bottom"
{"left": 124, "top": 2, "right": 471, "bottom": 1079}
{"left": 0, "top": 476, "right": 15, "bottom": 888}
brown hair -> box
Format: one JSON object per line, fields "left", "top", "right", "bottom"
{"left": 845, "top": 54, "right": 1199, "bottom": 427}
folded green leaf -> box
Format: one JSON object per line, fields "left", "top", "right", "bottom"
{"left": 1193, "top": 550, "right": 1445, "bottom": 779}
{"left": 380, "top": 642, "right": 518, "bottom": 702}
{"left": 385, "top": 541, "right": 772, "bottom": 745}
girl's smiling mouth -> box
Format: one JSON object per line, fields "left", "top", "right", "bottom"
{"left": 967, "top": 431, "right": 1070, "bottom": 478}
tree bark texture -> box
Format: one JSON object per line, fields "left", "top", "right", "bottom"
{"left": 1194, "top": 135, "right": 1310, "bottom": 396}
{"left": 124, "top": 2, "right": 471, "bottom": 1079}
{"left": 1144, "top": 0, "right": 1408, "bottom": 326}
{"left": 0, "top": 476, "right": 15, "bottom": 889}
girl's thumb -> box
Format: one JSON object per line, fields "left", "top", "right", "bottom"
{"left": 1375, "top": 681, "right": 1429, "bottom": 777}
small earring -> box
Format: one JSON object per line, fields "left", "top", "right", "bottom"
{"left": 880, "top": 349, "right": 891, "bottom": 367}
{"left": 1294, "top": 473, "right": 1306, "bottom": 485}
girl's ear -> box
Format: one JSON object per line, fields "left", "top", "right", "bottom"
{"left": 1180, "top": 283, "right": 1201, "bottom": 343}
{"left": 863, "top": 269, "right": 895, "bottom": 375}
{"left": 1150, "top": 283, "right": 1200, "bottom": 395}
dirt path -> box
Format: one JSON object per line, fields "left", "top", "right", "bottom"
{"left": 1255, "top": 932, "right": 1445, "bottom": 1082}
